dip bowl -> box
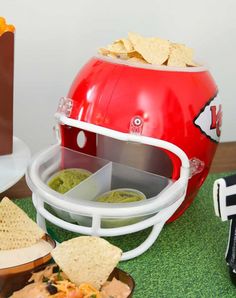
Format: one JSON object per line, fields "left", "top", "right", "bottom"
{"left": 109, "top": 267, "right": 135, "bottom": 298}
{"left": 0, "top": 234, "right": 56, "bottom": 298}
{"left": 6, "top": 264, "right": 135, "bottom": 298}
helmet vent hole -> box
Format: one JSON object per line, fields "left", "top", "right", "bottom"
{"left": 77, "top": 131, "right": 87, "bottom": 148}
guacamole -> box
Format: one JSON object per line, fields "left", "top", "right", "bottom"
{"left": 48, "top": 168, "right": 91, "bottom": 194}
{"left": 96, "top": 189, "right": 145, "bottom": 203}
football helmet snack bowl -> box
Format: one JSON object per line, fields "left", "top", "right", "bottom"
{"left": 26, "top": 40, "right": 221, "bottom": 259}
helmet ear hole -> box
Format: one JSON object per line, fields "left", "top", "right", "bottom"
{"left": 77, "top": 131, "right": 87, "bottom": 148}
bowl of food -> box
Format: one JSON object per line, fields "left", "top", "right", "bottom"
{"left": 9, "top": 236, "right": 135, "bottom": 298}
{"left": 47, "top": 168, "right": 92, "bottom": 194}
{"left": 0, "top": 197, "right": 56, "bottom": 298}
{"left": 47, "top": 168, "right": 92, "bottom": 223}
{"left": 95, "top": 188, "right": 147, "bottom": 228}
{"left": 96, "top": 188, "right": 146, "bottom": 203}
{"left": 70, "top": 188, "right": 147, "bottom": 228}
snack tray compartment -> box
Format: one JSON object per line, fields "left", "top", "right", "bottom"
{"left": 27, "top": 145, "right": 173, "bottom": 228}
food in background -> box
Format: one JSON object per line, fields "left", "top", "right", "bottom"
{"left": 0, "top": 197, "right": 54, "bottom": 270}
{"left": 96, "top": 188, "right": 146, "bottom": 203}
{"left": 99, "top": 32, "right": 198, "bottom": 67}
{"left": 48, "top": 168, "right": 91, "bottom": 194}
{"left": 0, "top": 17, "right": 15, "bottom": 36}
{"left": 11, "top": 236, "right": 132, "bottom": 298}
{"left": 0, "top": 197, "right": 45, "bottom": 250}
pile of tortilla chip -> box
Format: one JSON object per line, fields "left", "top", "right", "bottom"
{"left": 98, "top": 32, "right": 198, "bottom": 67}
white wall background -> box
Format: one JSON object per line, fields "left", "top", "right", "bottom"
{"left": 1, "top": 0, "right": 236, "bottom": 153}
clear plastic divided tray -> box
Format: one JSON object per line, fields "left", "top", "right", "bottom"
{"left": 26, "top": 144, "right": 189, "bottom": 260}
{"left": 27, "top": 145, "right": 173, "bottom": 227}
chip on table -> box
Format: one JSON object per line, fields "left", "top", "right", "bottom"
{"left": 0, "top": 197, "right": 45, "bottom": 250}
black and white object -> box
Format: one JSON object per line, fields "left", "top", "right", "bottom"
{"left": 213, "top": 174, "right": 236, "bottom": 284}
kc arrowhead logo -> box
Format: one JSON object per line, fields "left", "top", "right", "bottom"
{"left": 194, "top": 93, "right": 222, "bottom": 143}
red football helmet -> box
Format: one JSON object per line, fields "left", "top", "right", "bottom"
{"left": 27, "top": 56, "right": 221, "bottom": 260}
{"left": 58, "top": 55, "right": 221, "bottom": 221}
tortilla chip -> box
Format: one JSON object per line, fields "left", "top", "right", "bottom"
{"left": 128, "top": 32, "right": 170, "bottom": 65}
{"left": 115, "top": 53, "right": 130, "bottom": 60}
{"left": 128, "top": 56, "right": 148, "bottom": 64}
{"left": 115, "top": 38, "right": 134, "bottom": 52}
{"left": 107, "top": 40, "right": 127, "bottom": 53}
{"left": 167, "top": 44, "right": 186, "bottom": 67}
{"left": 51, "top": 236, "right": 122, "bottom": 289}
{"left": 127, "top": 50, "right": 144, "bottom": 59}
{"left": 107, "top": 53, "right": 118, "bottom": 59}
{"left": 177, "top": 44, "right": 197, "bottom": 66}
{"left": 167, "top": 43, "right": 198, "bottom": 67}
{"left": 0, "top": 197, "right": 45, "bottom": 250}
{"left": 98, "top": 47, "right": 110, "bottom": 56}
{"left": 98, "top": 38, "right": 136, "bottom": 61}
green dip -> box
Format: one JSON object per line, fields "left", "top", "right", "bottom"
{"left": 96, "top": 189, "right": 145, "bottom": 203}
{"left": 48, "top": 168, "right": 91, "bottom": 194}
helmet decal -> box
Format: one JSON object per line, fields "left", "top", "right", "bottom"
{"left": 194, "top": 93, "right": 222, "bottom": 143}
